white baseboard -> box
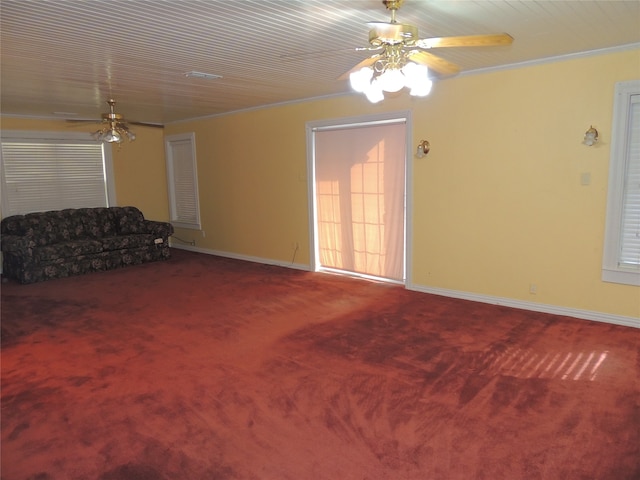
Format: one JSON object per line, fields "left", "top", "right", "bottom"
{"left": 407, "top": 284, "right": 640, "bottom": 329}
{"left": 170, "top": 244, "right": 639, "bottom": 329}
{"left": 170, "top": 243, "right": 310, "bottom": 272}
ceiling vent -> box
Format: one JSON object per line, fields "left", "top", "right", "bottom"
{"left": 185, "top": 71, "right": 222, "bottom": 80}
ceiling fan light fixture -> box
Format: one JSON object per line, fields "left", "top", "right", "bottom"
{"left": 349, "top": 61, "right": 433, "bottom": 102}
{"left": 92, "top": 125, "right": 134, "bottom": 144}
{"left": 87, "top": 100, "right": 140, "bottom": 145}
{"left": 346, "top": 0, "right": 513, "bottom": 104}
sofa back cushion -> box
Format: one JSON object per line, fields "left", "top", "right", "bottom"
{"left": 1, "top": 206, "right": 148, "bottom": 246}
{"left": 113, "top": 206, "right": 147, "bottom": 234}
{"left": 3, "top": 208, "right": 120, "bottom": 245}
{"left": 23, "top": 210, "right": 74, "bottom": 245}
{"left": 69, "top": 208, "right": 118, "bottom": 239}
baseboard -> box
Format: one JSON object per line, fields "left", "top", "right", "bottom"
{"left": 408, "top": 284, "right": 640, "bottom": 329}
{"left": 170, "top": 243, "right": 311, "bottom": 272}
{"left": 170, "top": 244, "right": 639, "bottom": 329}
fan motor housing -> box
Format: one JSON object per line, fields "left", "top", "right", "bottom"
{"left": 102, "top": 113, "right": 123, "bottom": 121}
{"left": 369, "top": 23, "right": 418, "bottom": 46}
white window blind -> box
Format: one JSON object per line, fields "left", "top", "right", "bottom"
{"left": 603, "top": 80, "right": 640, "bottom": 286}
{"left": 165, "top": 133, "right": 200, "bottom": 229}
{"left": 619, "top": 96, "right": 640, "bottom": 267}
{"left": 1, "top": 132, "right": 114, "bottom": 217}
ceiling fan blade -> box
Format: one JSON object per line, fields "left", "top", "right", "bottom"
{"left": 67, "top": 119, "right": 162, "bottom": 128}
{"left": 66, "top": 119, "right": 102, "bottom": 124}
{"left": 416, "top": 33, "right": 513, "bottom": 49}
{"left": 338, "top": 54, "right": 382, "bottom": 80}
{"left": 407, "top": 50, "right": 460, "bottom": 76}
{"left": 65, "top": 100, "right": 161, "bottom": 129}
{"left": 129, "top": 121, "right": 164, "bottom": 128}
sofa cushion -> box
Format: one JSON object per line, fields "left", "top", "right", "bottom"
{"left": 24, "top": 210, "right": 73, "bottom": 245}
{"left": 113, "top": 207, "right": 147, "bottom": 235}
{"left": 32, "top": 239, "right": 103, "bottom": 263}
{"left": 68, "top": 208, "right": 118, "bottom": 239}
{"left": 101, "top": 234, "right": 157, "bottom": 251}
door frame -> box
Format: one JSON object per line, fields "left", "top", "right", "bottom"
{"left": 305, "top": 110, "right": 414, "bottom": 286}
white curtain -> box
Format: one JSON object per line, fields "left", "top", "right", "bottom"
{"left": 314, "top": 122, "right": 406, "bottom": 282}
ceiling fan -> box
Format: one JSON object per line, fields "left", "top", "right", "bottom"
{"left": 68, "top": 99, "right": 162, "bottom": 144}
{"left": 344, "top": 0, "right": 513, "bottom": 102}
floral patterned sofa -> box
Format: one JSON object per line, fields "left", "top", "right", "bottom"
{"left": 1, "top": 206, "right": 173, "bottom": 284}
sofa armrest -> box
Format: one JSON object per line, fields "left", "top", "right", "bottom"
{"left": 1, "top": 234, "right": 35, "bottom": 255}
{"left": 144, "top": 220, "right": 174, "bottom": 239}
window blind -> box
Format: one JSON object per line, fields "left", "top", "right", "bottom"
{"left": 619, "top": 95, "right": 640, "bottom": 268}
{"left": 165, "top": 133, "right": 200, "bottom": 229}
{"left": 1, "top": 140, "right": 108, "bottom": 217}
{"left": 171, "top": 140, "right": 198, "bottom": 224}
{"left": 314, "top": 121, "right": 406, "bottom": 282}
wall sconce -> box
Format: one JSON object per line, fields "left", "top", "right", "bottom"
{"left": 416, "top": 140, "right": 430, "bottom": 158}
{"left": 583, "top": 126, "right": 599, "bottom": 146}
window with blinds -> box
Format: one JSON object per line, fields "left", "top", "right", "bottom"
{"left": 619, "top": 96, "right": 640, "bottom": 267}
{"left": 603, "top": 80, "right": 640, "bottom": 286}
{"left": 165, "top": 132, "right": 200, "bottom": 230}
{"left": 0, "top": 131, "right": 115, "bottom": 217}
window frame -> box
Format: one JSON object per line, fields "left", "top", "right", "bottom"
{"left": 0, "top": 130, "right": 116, "bottom": 217}
{"left": 602, "top": 79, "right": 640, "bottom": 286}
{"left": 165, "top": 132, "right": 201, "bottom": 230}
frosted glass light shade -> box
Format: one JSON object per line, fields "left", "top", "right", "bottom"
{"left": 402, "top": 62, "right": 432, "bottom": 97}
{"left": 349, "top": 67, "right": 374, "bottom": 93}
{"left": 409, "top": 80, "right": 433, "bottom": 97}
{"left": 365, "top": 82, "right": 384, "bottom": 103}
{"left": 104, "top": 130, "right": 122, "bottom": 143}
{"left": 377, "top": 68, "right": 405, "bottom": 92}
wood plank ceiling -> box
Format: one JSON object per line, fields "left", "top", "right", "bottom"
{"left": 1, "top": 0, "right": 639, "bottom": 124}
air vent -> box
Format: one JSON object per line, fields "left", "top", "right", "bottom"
{"left": 185, "top": 71, "right": 222, "bottom": 80}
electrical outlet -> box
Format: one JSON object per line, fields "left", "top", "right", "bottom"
{"left": 292, "top": 241, "right": 299, "bottom": 250}
{"left": 529, "top": 283, "right": 537, "bottom": 295}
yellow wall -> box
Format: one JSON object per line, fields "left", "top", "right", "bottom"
{"left": 2, "top": 49, "right": 638, "bottom": 318}
{"left": 165, "top": 48, "right": 639, "bottom": 318}
{"left": 0, "top": 117, "right": 169, "bottom": 222}
{"left": 410, "top": 52, "right": 639, "bottom": 316}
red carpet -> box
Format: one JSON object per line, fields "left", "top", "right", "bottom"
{"left": 1, "top": 249, "right": 639, "bottom": 479}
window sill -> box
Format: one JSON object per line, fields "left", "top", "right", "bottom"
{"left": 602, "top": 268, "right": 640, "bottom": 286}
